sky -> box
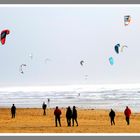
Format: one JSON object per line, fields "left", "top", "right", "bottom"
{"left": 0, "top": 5, "right": 140, "bottom": 86}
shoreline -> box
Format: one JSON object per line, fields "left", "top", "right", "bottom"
{"left": 0, "top": 106, "right": 139, "bottom": 113}
{"left": 0, "top": 108, "right": 140, "bottom": 133}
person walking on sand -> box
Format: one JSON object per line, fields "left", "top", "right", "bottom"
{"left": 11, "top": 104, "right": 16, "bottom": 118}
{"left": 42, "top": 102, "right": 47, "bottom": 116}
{"left": 124, "top": 106, "right": 131, "bottom": 125}
{"left": 66, "top": 106, "right": 72, "bottom": 127}
{"left": 109, "top": 109, "right": 115, "bottom": 125}
{"left": 72, "top": 106, "right": 78, "bottom": 126}
{"left": 54, "top": 106, "right": 62, "bottom": 127}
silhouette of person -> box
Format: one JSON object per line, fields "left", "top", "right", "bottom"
{"left": 109, "top": 109, "right": 115, "bottom": 125}
{"left": 66, "top": 106, "right": 72, "bottom": 127}
{"left": 72, "top": 106, "right": 78, "bottom": 126}
{"left": 42, "top": 102, "right": 47, "bottom": 115}
{"left": 54, "top": 106, "right": 62, "bottom": 127}
{"left": 48, "top": 98, "right": 50, "bottom": 107}
{"left": 124, "top": 106, "right": 131, "bottom": 125}
{"left": 11, "top": 104, "right": 16, "bottom": 118}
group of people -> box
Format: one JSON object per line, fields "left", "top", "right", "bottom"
{"left": 11, "top": 103, "right": 79, "bottom": 127}
{"left": 66, "top": 106, "right": 78, "bottom": 127}
{"left": 109, "top": 106, "right": 131, "bottom": 125}
{"left": 42, "top": 101, "right": 78, "bottom": 127}
{"left": 10, "top": 103, "right": 131, "bottom": 127}
{"left": 54, "top": 106, "right": 78, "bottom": 127}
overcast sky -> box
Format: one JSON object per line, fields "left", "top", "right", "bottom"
{"left": 0, "top": 5, "right": 140, "bottom": 86}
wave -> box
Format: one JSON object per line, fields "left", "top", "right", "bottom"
{"left": 0, "top": 84, "right": 140, "bottom": 112}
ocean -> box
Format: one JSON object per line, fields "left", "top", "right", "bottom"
{"left": 0, "top": 84, "right": 140, "bottom": 112}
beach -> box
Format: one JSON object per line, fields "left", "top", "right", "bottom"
{"left": 0, "top": 108, "right": 140, "bottom": 133}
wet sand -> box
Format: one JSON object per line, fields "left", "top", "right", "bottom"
{"left": 0, "top": 108, "right": 140, "bottom": 133}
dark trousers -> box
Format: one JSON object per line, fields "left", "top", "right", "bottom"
{"left": 55, "top": 116, "right": 61, "bottom": 127}
{"left": 12, "top": 113, "right": 15, "bottom": 118}
{"left": 72, "top": 118, "right": 78, "bottom": 126}
{"left": 67, "top": 118, "right": 71, "bottom": 126}
{"left": 126, "top": 117, "right": 130, "bottom": 125}
{"left": 110, "top": 117, "right": 115, "bottom": 125}
{"left": 43, "top": 109, "right": 46, "bottom": 115}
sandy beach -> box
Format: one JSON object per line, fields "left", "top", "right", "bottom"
{"left": 0, "top": 108, "right": 140, "bottom": 133}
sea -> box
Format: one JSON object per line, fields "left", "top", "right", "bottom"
{"left": 0, "top": 84, "right": 140, "bottom": 112}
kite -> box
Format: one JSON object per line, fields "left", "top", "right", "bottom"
{"left": 114, "top": 44, "right": 120, "bottom": 54}
{"left": 20, "top": 64, "right": 27, "bottom": 74}
{"left": 0, "top": 29, "right": 10, "bottom": 45}
{"left": 124, "top": 15, "right": 131, "bottom": 26}
{"left": 45, "top": 58, "right": 51, "bottom": 63}
{"left": 80, "top": 60, "right": 84, "bottom": 66}
{"left": 84, "top": 75, "right": 88, "bottom": 80}
{"left": 120, "top": 45, "right": 128, "bottom": 52}
{"left": 109, "top": 57, "right": 114, "bottom": 65}
{"left": 29, "top": 53, "right": 33, "bottom": 59}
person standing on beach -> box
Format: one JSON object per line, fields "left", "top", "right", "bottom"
{"left": 124, "top": 106, "right": 131, "bottom": 125}
{"left": 48, "top": 98, "right": 50, "bottom": 107}
{"left": 66, "top": 106, "right": 72, "bottom": 127}
{"left": 11, "top": 104, "right": 16, "bottom": 118}
{"left": 42, "top": 102, "right": 47, "bottom": 116}
{"left": 109, "top": 109, "right": 115, "bottom": 125}
{"left": 54, "top": 106, "right": 62, "bottom": 127}
{"left": 72, "top": 106, "right": 78, "bottom": 126}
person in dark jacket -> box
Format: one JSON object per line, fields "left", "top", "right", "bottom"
{"left": 54, "top": 106, "right": 62, "bottom": 127}
{"left": 66, "top": 106, "right": 72, "bottom": 127}
{"left": 72, "top": 106, "right": 78, "bottom": 126}
{"left": 11, "top": 104, "right": 16, "bottom": 118}
{"left": 124, "top": 106, "right": 131, "bottom": 125}
{"left": 42, "top": 102, "right": 47, "bottom": 115}
{"left": 109, "top": 109, "right": 115, "bottom": 125}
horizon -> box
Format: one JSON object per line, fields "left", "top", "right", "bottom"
{"left": 0, "top": 83, "right": 140, "bottom": 92}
